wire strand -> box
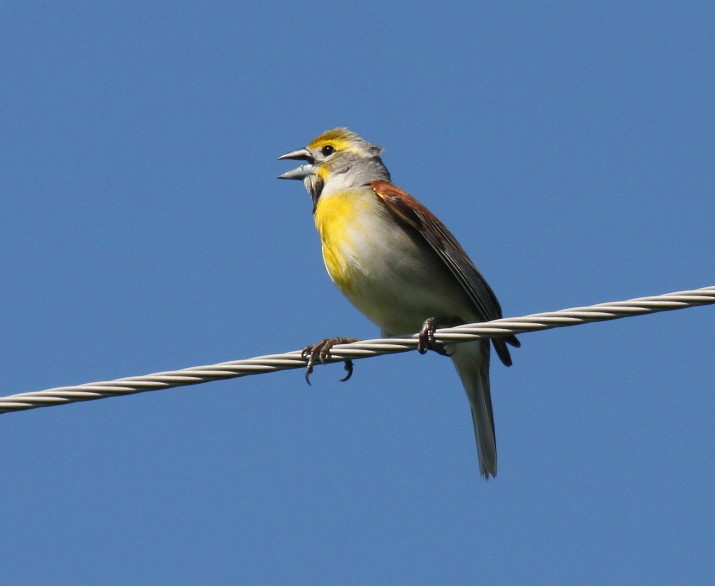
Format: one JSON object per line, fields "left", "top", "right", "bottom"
{"left": 1, "top": 285, "right": 713, "bottom": 415}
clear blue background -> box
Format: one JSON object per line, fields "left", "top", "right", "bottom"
{"left": 2, "top": 2, "right": 714, "bottom": 584}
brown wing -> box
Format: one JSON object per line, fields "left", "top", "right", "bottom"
{"left": 371, "top": 180, "right": 519, "bottom": 366}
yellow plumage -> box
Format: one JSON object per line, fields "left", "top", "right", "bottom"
{"left": 313, "top": 190, "right": 370, "bottom": 295}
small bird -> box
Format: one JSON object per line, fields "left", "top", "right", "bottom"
{"left": 278, "top": 128, "right": 519, "bottom": 478}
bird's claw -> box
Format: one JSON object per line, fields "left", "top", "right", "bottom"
{"left": 417, "top": 317, "right": 453, "bottom": 356}
{"left": 340, "top": 359, "right": 354, "bottom": 382}
{"left": 301, "top": 337, "right": 358, "bottom": 385}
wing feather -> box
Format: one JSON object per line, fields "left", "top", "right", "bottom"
{"left": 371, "top": 180, "right": 519, "bottom": 365}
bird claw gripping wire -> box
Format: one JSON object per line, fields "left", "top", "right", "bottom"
{"left": 417, "top": 317, "right": 458, "bottom": 356}
{"left": 301, "top": 337, "right": 358, "bottom": 385}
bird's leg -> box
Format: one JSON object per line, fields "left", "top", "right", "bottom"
{"left": 417, "top": 317, "right": 462, "bottom": 356}
{"left": 301, "top": 337, "right": 359, "bottom": 385}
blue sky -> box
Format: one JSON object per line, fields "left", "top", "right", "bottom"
{"left": 2, "top": 2, "right": 714, "bottom": 584}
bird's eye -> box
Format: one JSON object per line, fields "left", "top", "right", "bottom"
{"left": 321, "top": 145, "right": 335, "bottom": 157}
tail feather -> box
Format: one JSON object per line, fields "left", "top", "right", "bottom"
{"left": 494, "top": 334, "right": 520, "bottom": 367}
{"left": 450, "top": 340, "right": 497, "bottom": 478}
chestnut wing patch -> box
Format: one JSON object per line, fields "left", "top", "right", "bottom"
{"left": 371, "top": 180, "right": 519, "bottom": 365}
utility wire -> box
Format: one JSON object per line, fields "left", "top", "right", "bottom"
{"left": 1, "top": 285, "right": 713, "bottom": 415}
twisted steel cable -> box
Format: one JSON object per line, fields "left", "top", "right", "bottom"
{"left": 1, "top": 285, "right": 713, "bottom": 415}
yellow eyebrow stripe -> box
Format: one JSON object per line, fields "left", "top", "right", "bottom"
{"left": 307, "top": 128, "right": 363, "bottom": 154}
{"left": 309, "top": 137, "right": 355, "bottom": 153}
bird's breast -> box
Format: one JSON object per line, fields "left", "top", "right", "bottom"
{"left": 313, "top": 189, "right": 470, "bottom": 335}
{"left": 313, "top": 189, "right": 383, "bottom": 293}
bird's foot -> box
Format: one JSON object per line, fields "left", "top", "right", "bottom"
{"left": 301, "top": 337, "right": 358, "bottom": 385}
{"left": 417, "top": 317, "right": 460, "bottom": 356}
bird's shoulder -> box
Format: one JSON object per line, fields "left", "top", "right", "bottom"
{"left": 370, "top": 180, "right": 442, "bottom": 231}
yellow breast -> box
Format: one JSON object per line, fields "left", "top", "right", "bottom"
{"left": 313, "top": 190, "right": 376, "bottom": 294}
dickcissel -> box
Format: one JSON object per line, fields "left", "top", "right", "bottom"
{"left": 278, "top": 128, "right": 519, "bottom": 478}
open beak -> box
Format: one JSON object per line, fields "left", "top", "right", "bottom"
{"left": 278, "top": 148, "right": 316, "bottom": 180}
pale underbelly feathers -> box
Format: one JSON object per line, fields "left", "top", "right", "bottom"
{"left": 314, "top": 190, "right": 473, "bottom": 336}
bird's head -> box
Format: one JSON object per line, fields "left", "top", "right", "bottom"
{"left": 278, "top": 128, "right": 390, "bottom": 206}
